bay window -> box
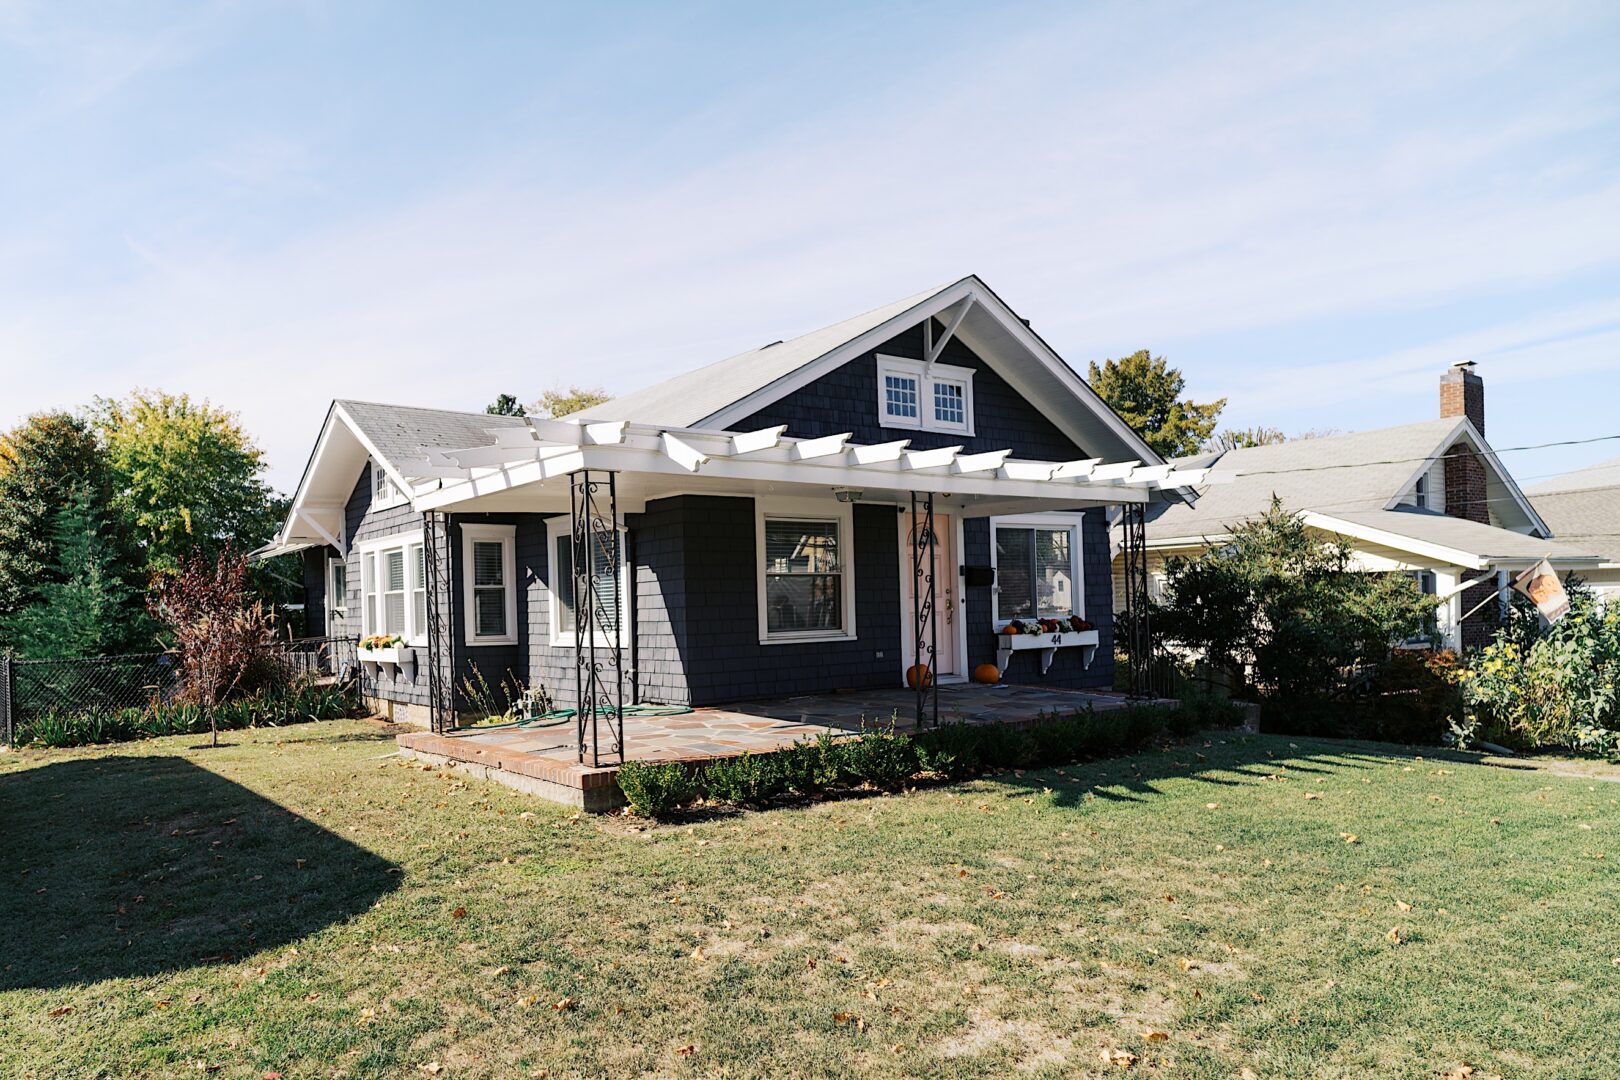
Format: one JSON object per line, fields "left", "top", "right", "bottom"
{"left": 991, "top": 516, "right": 1084, "bottom": 626}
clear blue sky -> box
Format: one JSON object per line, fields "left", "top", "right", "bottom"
{"left": 3, "top": 0, "right": 1618, "bottom": 492}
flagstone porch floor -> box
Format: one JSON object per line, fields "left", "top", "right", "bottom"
{"left": 394, "top": 684, "right": 1145, "bottom": 811}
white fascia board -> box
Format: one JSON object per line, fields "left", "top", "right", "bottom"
{"left": 414, "top": 443, "right": 1154, "bottom": 511}
{"left": 332, "top": 402, "right": 419, "bottom": 509}
{"left": 1300, "top": 511, "right": 1486, "bottom": 570}
{"left": 699, "top": 279, "right": 977, "bottom": 431}
{"left": 958, "top": 280, "right": 1166, "bottom": 467}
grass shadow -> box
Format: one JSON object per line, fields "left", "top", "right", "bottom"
{"left": 0, "top": 755, "right": 399, "bottom": 991}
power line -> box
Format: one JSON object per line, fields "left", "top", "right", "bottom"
{"left": 1215, "top": 431, "right": 1620, "bottom": 480}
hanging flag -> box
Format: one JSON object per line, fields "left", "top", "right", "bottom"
{"left": 1512, "top": 558, "right": 1570, "bottom": 624}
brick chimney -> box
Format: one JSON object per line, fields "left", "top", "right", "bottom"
{"left": 1439, "top": 362, "right": 1488, "bottom": 526}
{"left": 1440, "top": 360, "right": 1484, "bottom": 436}
{"left": 1439, "top": 362, "right": 1494, "bottom": 648}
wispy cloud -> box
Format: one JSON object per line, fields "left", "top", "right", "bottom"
{"left": 0, "top": 0, "right": 1617, "bottom": 489}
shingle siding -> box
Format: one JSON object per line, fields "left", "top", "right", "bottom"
{"left": 735, "top": 320, "right": 1085, "bottom": 459}
{"left": 738, "top": 320, "right": 1116, "bottom": 692}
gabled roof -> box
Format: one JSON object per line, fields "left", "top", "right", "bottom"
{"left": 1530, "top": 486, "right": 1620, "bottom": 565}
{"left": 1127, "top": 417, "right": 1597, "bottom": 570}
{"left": 257, "top": 401, "right": 527, "bottom": 557}
{"left": 575, "top": 274, "right": 1167, "bottom": 469}
{"left": 1317, "top": 507, "right": 1597, "bottom": 570}
{"left": 1526, "top": 454, "right": 1620, "bottom": 494}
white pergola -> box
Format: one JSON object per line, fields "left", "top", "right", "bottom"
{"left": 394, "top": 417, "right": 1210, "bottom": 516}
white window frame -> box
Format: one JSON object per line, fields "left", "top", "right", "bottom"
{"left": 461, "top": 523, "right": 519, "bottom": 647}
{"left": 326, "top": 556, "right": 349, "bottom": 626}
{"left": 543, "top": 517, "right": 629, "bottom": 649}
{"left": 875, "top": 355, "right": 975, "bottom": 435}
{"left": 756, "top": 496, "right": 858, "bottom": 645}
{"left": 988, "top": 513, "right": 1086, "bottom": 628}
{"left": 371, "top": 461, "right": 407, "bottom": 511}
{"left": 356, "top": 530, "right": 427, "bottom": 645}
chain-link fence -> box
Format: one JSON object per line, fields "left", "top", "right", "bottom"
{"left": 0, "top": 637, "right": 358, "bottom": 747}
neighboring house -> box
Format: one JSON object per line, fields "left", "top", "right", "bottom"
{"left": 1527, "top": 455, "right": 1620, "bottom": 602}
{"left": 1115, "top": 363, "right": 1602, "bottom": 650}
{"left": 260, "top": 275, "right": 1205, "bottom": 729}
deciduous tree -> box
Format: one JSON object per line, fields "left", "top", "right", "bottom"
{"left": 533, "top": 385, "right": 610, "bottom": 418}
{"left": 485, "top": 394, "right": 527, "bottom": 416}
{"left": 95, "top": 391, "right": 278, "bottom": 575}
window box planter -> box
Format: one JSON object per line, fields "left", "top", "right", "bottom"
{"left": 358, "top": 643, "right": 417, "bottom": 677}
{"left": 995, "top": 628, "right": 1099, "bottom": 677}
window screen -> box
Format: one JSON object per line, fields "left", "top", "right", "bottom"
{"left": 471, "top": 540, "right": 506, "bottom": 638}
{"left": 763, "top": 519, "right": 843, "bottom": 634}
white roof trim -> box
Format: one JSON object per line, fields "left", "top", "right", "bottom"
{"left": 1381, "top": 417, "right": 1550, "bottom": 536}
{"left": 401, "top": 417, "right": 1208, "bottom": 514}
{"left": 698, "top": 275, "right": 1169, "bottom": 473}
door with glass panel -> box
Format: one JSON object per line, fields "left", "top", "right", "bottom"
{"left": 899, "top": 512, "right": 959, "bottom": 678}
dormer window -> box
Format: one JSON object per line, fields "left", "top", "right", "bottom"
{"left": 876, "top": 355, "right": 974, "bottom": 435}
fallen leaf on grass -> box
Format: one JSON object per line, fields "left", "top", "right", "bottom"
{"left": 1395, "top": 900, "right": 1413, "bottom": 912}
{"left": 552, "top": 997, "right": 576, "bottom": 1012}
{"left": 48, "top": 1005, "right": 73, "bottom": 1017}
{"left": 1385, "top": 927, "right": 1403, "bottom": 944}
{"left": 450, "top": 906, "right": 467, "bottom": 919}
{"left": 1143, "top": 1030, "right": 1169, "bottom": 1041}
{"left": 1177, "top": 958, "right": 1199, "bottom": 972}
{"left": 690, "top": 946, "right": 706, "bottom": 961}
{"left": 516, "top": 994, "right": 540, "bottom": 1008}
{"left": 674, "top": 1045, "right": 696, "bottom": 1057}
{"left": 1101, "top": 1047, "right": 1137, "bottom": 1067}
{"left": 1340, "top": 833, "right": 1360, "bottom": 844}
{"left": 1241, "top": 1069, "right": 1260, "bottom": 1080}
{"left": 420, "top": 1063, "right": 444, "bottom": 1076}
{"left": 1303, "top": 792, "right": 1321, "bottom": 800}
{"left": 356, "top": 1007, "right": 378, "bottom": 1026}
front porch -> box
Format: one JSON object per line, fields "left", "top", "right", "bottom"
{"left": 394, "top": 683, "right": 1142, "bottom": 811}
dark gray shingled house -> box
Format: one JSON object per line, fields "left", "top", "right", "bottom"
{"left": 260, "top": 276, "right": 1206, "bottom": 756}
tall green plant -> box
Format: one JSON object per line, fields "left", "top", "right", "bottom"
{"left": 0, "top": 412, "right": 120, "bottom": 623}
{"left": 1155, "top": 500, "right": 1433, "bottom": 704}
{"left": 0, "top": 489, "right": 152, "bottom": 658}
{"left": 1460, "top": 581, "right": 1620, "bottom": 753}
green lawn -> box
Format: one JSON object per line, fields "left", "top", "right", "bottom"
{"left": 2, "top": 720, "right": 1616, "bottom": 1079}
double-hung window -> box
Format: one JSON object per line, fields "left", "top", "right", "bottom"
{"left": 990, "top": 516, "right": 1084, "bottom": 626}
{"left": 548, "top": 520, "right": 627, "bottom": 644}
{"left": 358, "top": 532, "right": 427, "bottom": 644}
{"left": 371, "top": 462, "right": 406, "bottom": 510}
{"left": 876, "top": 356, "right": 975, "bottom": 434}
{"left": 462, "top": 524, "right": 518, "bottom": 646}
{"left": 756, "top": 498, "right": 857, "bottom": 643}
{"left": 327, "top": 558, "right": 348, "bottom": 632}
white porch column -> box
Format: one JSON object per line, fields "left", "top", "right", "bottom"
{"left": 1433, "top": 568, "right": 1463, "bottom": 651}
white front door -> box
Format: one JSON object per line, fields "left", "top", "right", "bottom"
{"left": 899, "top": 512, "right": 960, "bottom": 678}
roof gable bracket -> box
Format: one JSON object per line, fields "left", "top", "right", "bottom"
{"left": 924, "top": 293, "right": 976, "bottom": 368}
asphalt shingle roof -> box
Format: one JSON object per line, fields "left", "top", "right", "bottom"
{"left": 336, "top": 400, "right": 528, "bottom": 466}
{"left": 571, "top": 281, "right": 960, "bottom": 427}
{"left": 1146, "top": 418, "right": 1462, "bottom": 540}
{"left": 1525, "top": 454, "right": 1620, "bottom": 494}
{"left": 1530, "top": 486, "right": 1620, "bottom": 562}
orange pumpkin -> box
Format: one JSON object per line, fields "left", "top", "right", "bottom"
{"left": 972, "top": 663, "right": 1001, "bottom": 684}
{"left": 906, "top": 663, "right": 933, "bottom": 689}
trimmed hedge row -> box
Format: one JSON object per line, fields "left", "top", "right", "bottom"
{"left": 616, "top": 698, "right": 1243, "bottom": 817}
{"left": 17, "top": 679, "right": 360, "bottom": 749}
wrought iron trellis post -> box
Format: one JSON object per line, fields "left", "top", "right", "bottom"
{"left": 0, "top": 651, "right": 12, "bottom": 748}
{"left": 910, "top": 491, "right": 939, "bottom": 729}
{"left": 423, "top": 510, "right": 458, "bottom": 734}
{"left": 1120, "top": 502, "right": 1155, "bottom": 699}
{"left": 571, "top": 470, "right": 624, "bottom": 767}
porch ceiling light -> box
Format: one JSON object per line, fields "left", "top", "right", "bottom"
{"left": 833, "top": 488, "right": 864, "bottom": 504}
